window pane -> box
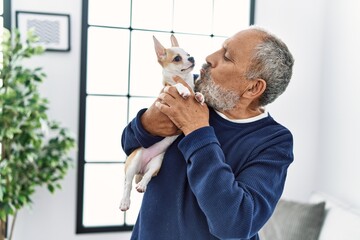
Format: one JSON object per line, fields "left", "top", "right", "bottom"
{"left": 87, "top": 27, "right": 130, "bottom": 95}
{"left": 132, "top": 0, "right": 173, "bottom": 31}
{"left": 85, "top": 96, "right": 128, "bottom": 162}
{"left": 173, "top": 0, "right": 212, "bottom": 35}
{"left": 213, "top": 0, "right": 251, "bottom": 37}
{"left": 130, "top": 31, "right": 168, "bottom": 97}
{"left": 83, "top": 163, "right": 143, "bottom": 226}
{"left": 129, "top": 97, "right": 156, "bottom": 121}
{"left": 88, "top": 0, "right": 130, "bottom": 27}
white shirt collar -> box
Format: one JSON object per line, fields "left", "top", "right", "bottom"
{"left": 214, "top": 109, "right": 268, "bottom": 123}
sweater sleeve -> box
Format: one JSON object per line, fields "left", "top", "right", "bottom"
{"left": 178, "top": 126, "right": 293, "bottom": 239}
{"left": 121, "top": 108, "right": 164, "bottom": 155}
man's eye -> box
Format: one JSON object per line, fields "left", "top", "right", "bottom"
{"left": 173, "top": 56, "right": 182, "bottom": 62}
{"left": 224, "top": 55, "right": 230, "bottom": 61}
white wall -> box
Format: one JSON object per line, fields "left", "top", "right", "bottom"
{"left": 256, "top": 0, "right": 326, "bottom": 201}
{"left": 9, "top": 0, "right": 360, "bottom": 239}
{"left": 317, "top": 0, "right": 360, "bottom": 210}
{"left": 257, "top": 0, "right": 360, "bottom": 210}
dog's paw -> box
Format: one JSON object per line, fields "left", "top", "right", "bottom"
{"left": 136, "top": 183, "right": 147, "bottom": 193}
{"left": 174, "top": 83, "right": 191, "bottom": 98}
{"left": 180, "top": 89, "right": 191, "bottom": 98}
{"left": 120, "top": 198, "right": 130, "bottom": 211}
{"left": 195, "top": 92, "right": 205, "bottom": 104}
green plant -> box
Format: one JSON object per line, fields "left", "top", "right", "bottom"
{"left": 0, "top": 28, "right": 76, "bottom": 240}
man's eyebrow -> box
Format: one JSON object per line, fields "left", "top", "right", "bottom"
{"left": 222, "top": 40, "right": 228, "bottom": 50}
{"left": 223, "top": 41, "right": 232, "bottom": 56}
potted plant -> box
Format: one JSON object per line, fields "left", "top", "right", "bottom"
{"left": 0, "top": 28, "right": 76, "bottom": 240}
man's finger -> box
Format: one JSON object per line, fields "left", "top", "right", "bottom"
{"left": 155, "top": 101, "right": 171, "bottom": 115}
{"left": 173, "top": 76, "right": 191, "bottom": 90}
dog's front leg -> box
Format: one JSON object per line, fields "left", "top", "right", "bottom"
{"left": 173, "top": 82, "right": 205, "bottom": 104}
{"left": 195, "top": 92, "right": 205, "bottom": 104}
{"left": 174, "top": 83, "right": 191, "bottom": 98}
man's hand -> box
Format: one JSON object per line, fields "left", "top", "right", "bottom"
{"left": 141, "top": 98, "right": 182, "bottom": 137}
{"left": 155, "top": 76, "right": 210, "bottom": 136}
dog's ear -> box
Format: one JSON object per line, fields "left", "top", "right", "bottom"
{"left": 170, "top": 34, "right": 179, "bottom": 47}
{"left": 153, "top": 36, "right": 167, "bottom": 60}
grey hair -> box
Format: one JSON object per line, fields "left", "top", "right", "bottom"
{"left": 246, "top": 27, "right": 294, "bottom": 106}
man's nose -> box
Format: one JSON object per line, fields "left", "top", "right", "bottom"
{"left": 205, "top": 53, "right": 216, "bottom": 67}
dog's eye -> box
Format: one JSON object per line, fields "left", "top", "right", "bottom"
{"left": 173, "top": 56, "right": 182, "bottom": 62}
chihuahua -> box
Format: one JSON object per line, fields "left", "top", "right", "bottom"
{"left": 120, "top": 35, "right": 204, "bottom": 211}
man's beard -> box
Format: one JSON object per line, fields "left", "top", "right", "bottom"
{"left": 194, "top": 63, "right": 240, "bottom": 111}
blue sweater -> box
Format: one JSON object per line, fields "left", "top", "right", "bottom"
{"left": 121, "top": 108, "right": 293, "bottom": 240}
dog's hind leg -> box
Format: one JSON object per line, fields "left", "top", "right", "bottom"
{"left": 120, "top": 149, "right": 141, "bottom": 211}
{"left": 135, "top": 152, "right": 164, "bottom": 193}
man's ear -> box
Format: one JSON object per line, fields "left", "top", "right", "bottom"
{"left": 243, "top": 79, "right": 266, "bottom": 98}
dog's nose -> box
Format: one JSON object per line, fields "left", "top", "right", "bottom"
{"left": 188, "top": 57, "right": 195, "bottom": 63}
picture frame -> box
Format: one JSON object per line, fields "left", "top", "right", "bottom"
{"left": 16, "top": 11, "right": 71, "bottom": 52}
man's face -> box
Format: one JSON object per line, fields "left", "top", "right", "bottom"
{"left": 195, "top": 63, "right": 240, "bottom": 111}
{"left": 195, "top": 29, "right": 263, "bottom": 111}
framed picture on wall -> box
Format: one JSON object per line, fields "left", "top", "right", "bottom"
{"left": 16, "top": 11, "right": 71, "bottom": 52}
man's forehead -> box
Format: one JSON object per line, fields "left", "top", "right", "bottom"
{"left": 222, "top": 32, "right": 244, "bottom": 48}
{"left": 223, "top": 30, "right": 263, "bottom": 51}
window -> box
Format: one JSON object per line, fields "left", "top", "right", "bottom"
{"left": 77, "top": 0, "right": 256, "bottom": 233}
